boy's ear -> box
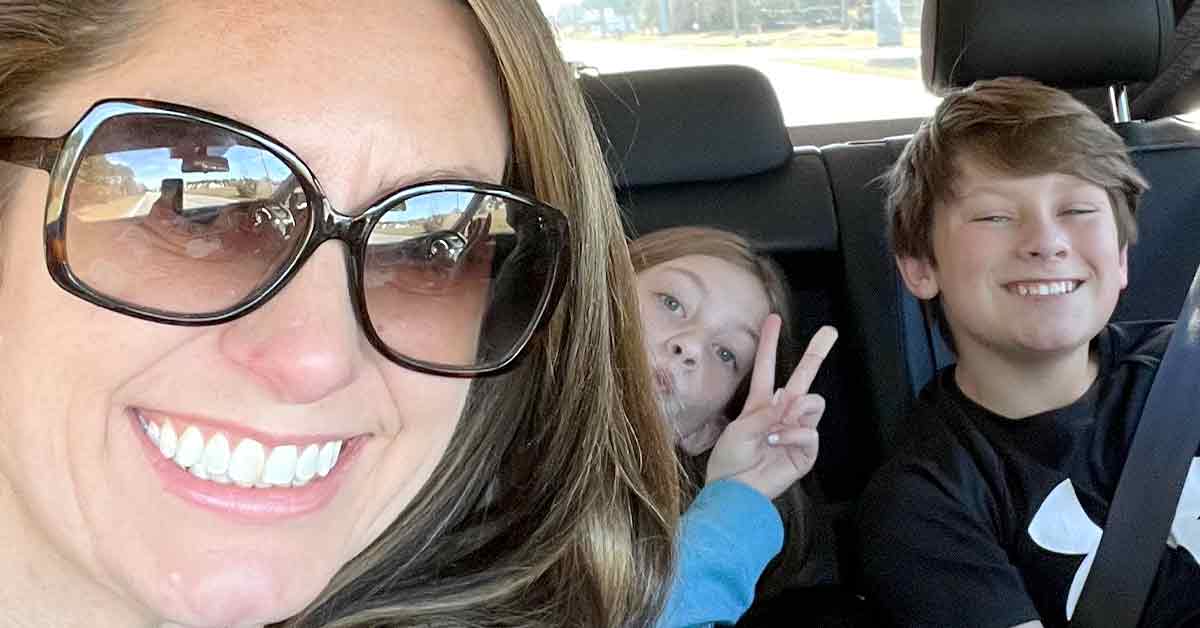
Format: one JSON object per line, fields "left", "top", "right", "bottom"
{"left": 1118, "top": 245, "right": 1129, "bottom": 290}
{"left": 896, "top": 255, "right": 941, "bottom": 300}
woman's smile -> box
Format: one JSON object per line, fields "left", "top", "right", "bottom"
{"left": 130, "top": 408, "right": 367, "bottom": 522}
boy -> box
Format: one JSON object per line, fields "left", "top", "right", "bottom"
{"left": 857, "top": 77, "right": 1199, "bottom": 627}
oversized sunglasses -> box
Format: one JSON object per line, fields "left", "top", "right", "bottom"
{"left": 0, "top": 100, "right": 571, "bottom": 377}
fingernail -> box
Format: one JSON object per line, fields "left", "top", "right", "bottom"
{"left": 767, "top": 433, "right": 780, "bottom": 445}
{"left": 771, "top": 389, "right": 783, "bottom": 406}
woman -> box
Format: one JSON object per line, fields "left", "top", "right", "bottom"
{"left": 0, "top": 2, "right": 677, "bottom": 626}
{"left": 631, "top": 227, "right": 838, "bottom": 625}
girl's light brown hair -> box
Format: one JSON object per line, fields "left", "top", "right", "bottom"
{"left": 0, "top": 1, "right": 678, "bottom": 626}
{"left": 888, "top": 76, "right": 1148, "bottom": 264}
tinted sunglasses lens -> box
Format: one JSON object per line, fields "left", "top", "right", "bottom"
{"left": 63, "top": 115, "right": 311, "bottom": 315}
{"left": 363, "top": 191, "right": 565, "bottom": 369}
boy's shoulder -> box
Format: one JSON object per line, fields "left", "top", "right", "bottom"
{"left": 1100, "top": 320, "right": 1173, "bottom": 370}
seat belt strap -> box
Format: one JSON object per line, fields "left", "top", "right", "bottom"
{"left": 1071, "top": 264, "right": 1200, "bottom": 628}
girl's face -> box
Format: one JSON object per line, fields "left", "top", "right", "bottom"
{"left": 636, "top": 255, "right": 771, "bottom": 455}
{"left": 0, "top": 1, "right": 510, "bottom": 626}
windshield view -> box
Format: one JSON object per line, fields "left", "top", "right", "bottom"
{"left": 540, "top": 0, "right": 941, "bottom": 125}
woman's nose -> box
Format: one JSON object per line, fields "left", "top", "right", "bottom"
{"left": 218, "top": 243, "right": 364, "bottom": 404}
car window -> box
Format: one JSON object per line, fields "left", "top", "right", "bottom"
{"left": 540, "top": 0, "right": 941, "bottom": 126}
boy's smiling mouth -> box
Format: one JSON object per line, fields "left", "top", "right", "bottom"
{"left": 1005, "top": 280, "right": 1083, "bottom": 297}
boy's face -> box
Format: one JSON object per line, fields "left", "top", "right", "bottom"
{"left": 898, "top": 157, "right": 1128, "bottom": 362}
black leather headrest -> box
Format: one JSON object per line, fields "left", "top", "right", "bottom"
{"left": 922, "top": 0, "right": 1175, "bottom": 93}
{"left": 580, "top": 65, "right": 792, "bottom": 188}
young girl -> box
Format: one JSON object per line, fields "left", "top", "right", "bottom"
{"left": 632, "top": 227, "right": 838, "bottom": 626}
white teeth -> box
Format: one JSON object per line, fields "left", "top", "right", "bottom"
{"left": 140, "top": 416, "right": 348, "bottom": 488}
{"left": 203, "top": 433, "right": 231, "bottom": 476}
{"left": 228, "top": 439, "right": 266, "bottom": 487}
{"left": 174, "top": 427, "right": 205, "bottom": 468}
{"left": 1013, "top": 281, "right": 1078, "bottom": 296}
{"left": 262, "top": 445, "right": 299, "bottom": 487}
{"left": 295, "top": 444, "right": 319, "bottom": 484}
{"left": 317, "top": 441, "right": 339, "bottom": 478}
{"left": 158, "top": 421, "right": 178, "bottom": 459}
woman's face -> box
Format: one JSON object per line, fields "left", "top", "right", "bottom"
{"left": 0, "top": 2, "right": 509, "bottom": 626}
{"left": 636, "top": 255, "right": 771, "bottom": 455}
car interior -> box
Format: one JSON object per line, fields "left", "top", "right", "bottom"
{"left": 577, "top": 0, "right": 1200, "bottom": 624}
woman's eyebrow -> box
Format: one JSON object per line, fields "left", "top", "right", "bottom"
{"left": 376, "top": 165, "right": 499, "bottom": 196}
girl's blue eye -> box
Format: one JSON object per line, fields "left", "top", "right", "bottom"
{"left": 974, "top": 215, "right": 1011, "bottom": 223}
{"left": 1063, "top": 207, "right": 1097, "bottom": 216}
{"left": 717, "top": 347, "right": 737, "bottom": 369}
{"left": 660, "top": 294, "right": 682, "bottom": 313}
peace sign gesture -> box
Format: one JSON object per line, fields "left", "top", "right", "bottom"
{"left": 705, "top": 315, "right": 838, "bottom": 500}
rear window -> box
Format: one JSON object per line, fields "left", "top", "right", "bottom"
{"left": 541, "top": 0, "right": 941, "bottom": 126}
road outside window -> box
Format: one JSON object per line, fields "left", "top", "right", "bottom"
{"left": 541, "top": 0, "right": 942, "bottom": 126}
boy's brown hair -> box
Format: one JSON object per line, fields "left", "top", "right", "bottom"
{"left": 888, "top": 76, "right": 1148, "bottom": 264}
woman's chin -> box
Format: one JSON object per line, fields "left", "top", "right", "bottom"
{"left": 133, "top": 555, "right": 330, "bottom": 628}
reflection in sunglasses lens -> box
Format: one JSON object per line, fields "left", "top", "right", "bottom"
{"left": 364, "top": 191, "right": 557, "bottom": 368}
{"left": 64, "top": 115, "right": 310, "bottom": 315}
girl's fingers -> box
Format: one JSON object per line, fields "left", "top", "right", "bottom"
{"left": 728, "top": 400, "right": 784, "bottom": 438}
{"left": 746, "top": 314, "right": 783, "bottom": 410}
{"left": 779, "top": 393, "right": 826, "bottom": 429}
{"left": 784, "top": 326, "right": 838, "bottom": 397}
{"left": 766, "top": 426, "right": 819, "bottom": 449}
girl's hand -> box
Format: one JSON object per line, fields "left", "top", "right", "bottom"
{"left": 705, "top": 316, "right": 838, "bottom": 500}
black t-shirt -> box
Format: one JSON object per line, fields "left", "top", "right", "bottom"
{"left": 858, "top": 322, "right": 1200, "bottom": 628}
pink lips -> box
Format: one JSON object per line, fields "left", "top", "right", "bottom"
{"left": 130, "top": 410, "right": 362, "bottom": 524}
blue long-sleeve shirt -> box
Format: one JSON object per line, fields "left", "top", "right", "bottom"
{"left": 657, "top": 479, "right": 785, "bottom": 627}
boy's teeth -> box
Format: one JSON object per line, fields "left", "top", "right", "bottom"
{"left": 139, "top": 415, "right": 346, "bottom": 489}
{"left": 1014, "top": 281, "right": 1077, "bottom": 296}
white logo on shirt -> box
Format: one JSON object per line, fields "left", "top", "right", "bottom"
{"left": 1027, "top": 461, "right": 1200, "bottom": 620}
